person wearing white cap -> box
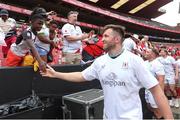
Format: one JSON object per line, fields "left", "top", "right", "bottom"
{"left": 122, "top": 34, "right": 143, "bottom": 56}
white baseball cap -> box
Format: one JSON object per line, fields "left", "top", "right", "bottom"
{"left": 132, "top": 34, "right": 139, "bottom": 39}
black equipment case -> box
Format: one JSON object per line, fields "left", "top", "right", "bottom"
{"left": 62, "top": 89, "right": 104, "bottom": 119}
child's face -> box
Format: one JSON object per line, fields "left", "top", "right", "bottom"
{"left": 32, "top": 19, "right": 44, "bottom": 31}
{"left": 49, "top": 23, "right": 57, "bottom": 31}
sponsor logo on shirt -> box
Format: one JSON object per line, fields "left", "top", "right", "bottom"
{"left": 102, "top": 72, "right": 126, "bottom": 87}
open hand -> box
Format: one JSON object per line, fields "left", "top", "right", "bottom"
{"left": 40, "top": 64, "right": 56, "bottom": 78}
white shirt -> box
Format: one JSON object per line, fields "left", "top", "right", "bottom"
{"left": 122, "top": 38, "right": 137, "bottom": 51}
{"left": 144, "top": 59, "right": 165, "bottom": 108}
{"left": 35, "top": 24, "right": 50, "bottom": 51}
{"left": 0, "top": 17, "right": 16, "bottom": 34}
{"left": 82, "top": 50, "right": 158, "bottom": 119}
{"left": 144, "top": 59, "right": 165, "bottom": 77}
{"left": 176, "top": 59, "right": 180, "bottom": 73}
{"left": 176, "top": 59, "right": 180, "bottom": 83}
{"left": 11, "top": 28, "right": 37, "bottom": 56}
{"left": 157, "top": 56, "right": 176, "bottom": 79}
{"left": 62, "top": 23, "right": 82, "bottom": 53}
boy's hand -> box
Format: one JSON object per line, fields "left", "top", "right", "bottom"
{"left": 40, "top": 64, "right": 56, "bottom": 78}
{"left": 39, "top": 61, "right": 47, "bottom": 72}
{"left": 88, "top": 30, "right": 94, "bottom": 38}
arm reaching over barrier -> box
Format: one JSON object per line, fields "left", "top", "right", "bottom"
{"left": 40, "top": 65, "right": 86, "bottom": 82}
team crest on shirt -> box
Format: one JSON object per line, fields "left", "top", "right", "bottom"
{"left": 122, "top": 62, "right": 128, "bottom": 69}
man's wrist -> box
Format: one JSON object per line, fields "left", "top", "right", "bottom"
{"left": 53, "top": 71, "right": 58, "bottom": 78}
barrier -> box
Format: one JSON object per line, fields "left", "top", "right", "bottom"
{"left": 0, "top": 65, "right": 101, "bottom": 105}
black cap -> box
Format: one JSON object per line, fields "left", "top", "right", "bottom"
{"left": 31, "top": 7, "right": 47, "bottom": 18}
{"left": 0, "top": 9, "right": 9, "bottom": 16}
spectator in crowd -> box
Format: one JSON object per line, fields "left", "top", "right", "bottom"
{"left": 141, "top": 35, "right": 151, "bottom": 50}
{"left": 0, "top": 9, "right": 16, "bottom": 58}
{"left": 144, "top": 48, "right": 165, "bottom": 119}
{"left": 0, "top": 9, "right": 16, "bottom": 35}
{"left": 5, "top": 14, "right": 46, "bottom": 72}
{"left": 123, "top": 34, "right": 144, "bottom": 57}
{"left": 41, "top": 24, "right": 173, "bottom": 119}
{"left": 157, "top": 48, "right": 179, "bottom": 108}
{"left": 46, "top": 20, "right": 60, "bottom": 63}
{"left": 61, "top": 11, "right": 93, "bottom": 64}
{"left": 31, "top": 7, "right": 58, "bottom": 62}
{"left": 122, "top": 34, "right": 138, "bottom": 52}
{"left": 35, "top": 19, "right": 58, "bottom": 62}
{"left": 81, "top": 34, "right": 104, "bottom": 63}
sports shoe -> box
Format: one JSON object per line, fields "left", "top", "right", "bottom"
{"left": 174, "top": 99, "right": 179, "bottom": 108}
{"left": 169, "top": 100, "right": 174, "bottom": 107}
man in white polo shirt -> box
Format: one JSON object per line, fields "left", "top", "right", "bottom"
{"left": 62, "top": 11, "right": 93, "bottom": 64}
{"left": 0, "top": 9, "right": 16, "bottom": 34}
{"left": 41, "top": 24, "right": 173, "bottom": 119}
{"left": 0, "top": 9, "right": 16, "bottom": 57}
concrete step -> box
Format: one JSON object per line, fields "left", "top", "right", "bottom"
{"left": 172, "top": 107, "right": 180, "bottom": 119}
{"left": 172, "top": 99, "right": 180, "bottom": 119}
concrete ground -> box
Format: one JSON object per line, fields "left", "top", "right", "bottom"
{"left": 172, "top": 99, "right": 180, "bottom": 119}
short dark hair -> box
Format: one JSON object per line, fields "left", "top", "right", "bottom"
{"left": 49, "top": 20, "right": 58, "bottom": 26}
{"left": 102, "top": 24, "right": 125, "bottom": 38}
{"left": 159, "top": 48, "right": 168, "bottom": 54}
{"left": 67, "top": 11, "right": 79, "bottom": 17}
{"left": 151, "top": 48, "right": 159, "bottom": 56}
{"left": 31, "top": 14, "right": 44, "bottom": 22}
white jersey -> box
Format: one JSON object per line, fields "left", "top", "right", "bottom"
{"left": 144, "top": 59, "right": 165, "bottom": 108}
{"left": 62, "top": 23, "right": 82, "bottom": 53}
{"left": 176, "top": 59, "right": 180, "bottom": 73}
{"left": 82, "top": 50, "right": 158, "bottom": 119}
{"left": 157, "top": 56, "right": 176, "bottom": 80}
{"left": 11, "top": 28, "right": 37, "bottom": 56}
{"left": 35, "top": 24, "right": 50, "bottom": 52}
{"left": 144, "top": 59, "right": 165, "bottom": 77}
{"left": 122, "top": 38, "right": 137, "bottom": 51}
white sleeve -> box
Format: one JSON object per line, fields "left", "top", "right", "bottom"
{"left": 38, "top": 28, "right": 49, "bottom": 37}
{"left": 132, "top": 41, "right": 137, "bottom": 50}
{"left": 133, "top": 56, "right": 158, "bottom": 89}
{"left": 154, "top": 63, "right": 165, "bottom": 75}
{"left": 77, "top": 26, "right": 82, "bottom": 35}
{"left": 82, "top": 61, "right": 99, "bottom": 81}
{"left": 62, "top": 24, "right": 71, "bottom": 37}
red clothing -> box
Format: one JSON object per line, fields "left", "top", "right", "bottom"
{"left": 5, "top": 50, "right": 23, "bottom": 66}
{"left": 83, "top": 39, "right": 104, "bottom": 58}
{"left": 2, "top": 36, "right": 16, "bottom": 57}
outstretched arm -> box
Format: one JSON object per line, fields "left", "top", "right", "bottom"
{"left": 40, "top": 65, "right": 86, "bottom": 82}
{"left": 26, "top": 39, "right": 46, "bottom": 72}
